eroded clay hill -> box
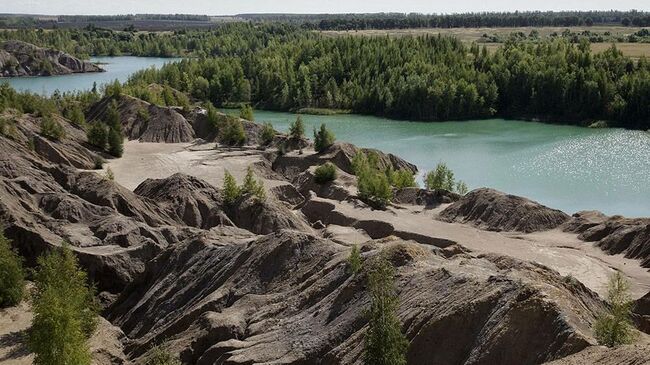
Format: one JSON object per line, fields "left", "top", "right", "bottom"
{"left": 1, "top": 108, "right": 650, "bottom": 365}
{"left": 0, "top": 40, "right": 103, "bottom": 77}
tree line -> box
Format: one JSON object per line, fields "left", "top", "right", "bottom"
{"left": 124, "top": 33, "right": 650, "bottom": 129}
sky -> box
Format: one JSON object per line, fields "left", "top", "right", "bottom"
{"left": 3, "top": 0, "right": 650, "bottom": 16}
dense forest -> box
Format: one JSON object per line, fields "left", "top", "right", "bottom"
{"left": 121, "top": 32, "right": 650, "bottom": 129}
{"left": 1, "top": 23, "right": 649, "bottom": 129}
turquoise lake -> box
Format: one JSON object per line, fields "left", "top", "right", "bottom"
{"left": 2, "top": 57, "right": 648, "bottom": 217}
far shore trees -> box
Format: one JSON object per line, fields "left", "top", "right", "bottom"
{"left": 30, "top": 243, "right": 98, "bottom": 365}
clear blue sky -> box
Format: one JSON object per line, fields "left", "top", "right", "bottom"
{"left": 4, "top": 0, "right": 650, "bottom": 16}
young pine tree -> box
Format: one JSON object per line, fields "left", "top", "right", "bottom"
{"left": 289, "top": 115, "right": 305, "bottom": 140}
{"left": 364, "top": 257, "right": 408, "bottom": 365}
{"left": 107, "top": 126, "right": 124, "bottom": 157}
{"left": 241, "top": 167, "right": 266, "bottom": 200}
{"left": 30, "top": 243, "right": 98, "bottom": 365}
{"left": 87, "top": 123, "right": 108, "bottom": 150}
{"left": 223, "top": 170, "right": 240, "bottom": 205}
{"left": 260, "top": 122, "right": 276, "bottom": 146}
{"left": 0, "top": 231, "right": 25, "bottom": 308}
{"left": 347, "top": 245, "right": 362, "bottom": 275}
{"left": 239, "top": 104, "right": 254, "bottom": 121}
{"left": 313, "top": 123, "right": 335, "bottom": 153}
{"left": 594, "top": 271, "right": 638, "bottom": 347}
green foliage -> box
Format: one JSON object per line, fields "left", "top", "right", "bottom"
{"left": 0, "top": 117, "right": 17, "bottom": 139}
{"left": 241, "top": 166, "right": 266, "bottom": 200}
{"left": 104, "top": 79, "right": 122, "bottom": 98}
{"left": 314, "top": 162, "right": 337, "bottom": 184}
{"left": 221, "top": 117, "right": 246, "bottom": 146}
{"left": 353, "top": 152, "right": 393, "bottom": 209}
{"left": 388, "top": 169, "right": 416, "bottom": 190}
{"left": 260, "top": 122, "right": 276, "bottom": 146}
{"left": 137, "top": 107, "right": 150, "bottom": 122}
{"left": 105, "top": 100, "right": 121, "bottom": 130}
{"left": 30, "top": 243, "right": 98, "bottom": 365}
{"left": 0, "top": 231, "right": 24, "bottom": 308}
{"left": 107, "top": 126, "right": 124, "bottom": 157}
{"left": 289, "top": 116, "right": 305, "bottom": 140}
{"left": 239, "top": 104, "right": 254, "bottom": 121}
{"left": 40, "top": 115, "right": 66, "bottom": 141}
{"left": 93, "top": 155, "right": 104, "bottom": 170}
{"left": 64, "top": 104, "right": 86, "bottom": 127}
{"left": 223, "top": 170, "right": 240, "bottom": 205}
{"left": 105, "top": 167, "right": 115, "bottom": 181}
{"left": 424, "top": 163, "right": 468, "bottom": 194}
{"left": 313, "top": 123, "right": 336, "bottom": 153}
{"left": 364, "top": 256, "right": 408, "bottom": 365}
{"left": 146, "top": 345, "right": 181, "bottom": 365}
{"left": 347, "top": 245, "right": 362, "bottom": 275}
{"left": 205, "top": 102, "right": 222, "bottom": 133}
{"left": 86, "top": 123, "right": 108, "bottom": 149}
{"left": 594, "top": 272, "right": 638, "bottom": 347}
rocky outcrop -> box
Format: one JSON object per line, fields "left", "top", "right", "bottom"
{"left": 293, "top": 165, "right": 356, "bottom": 201}
{"left": 226, "top": 194, "right": 311, "bottom": 235}
{"left": 439, "top": 188, "right": 571, "bottom": 233}
{"left": 134, "top": 173, "right": 233, "bottom": 229}
{"left": 543, "top": 344, "right": 650, "bottom": 364}
{"left": 0, "top": 40, "right": 103, "bottom": 77}
{"left": 564, "top": 211, "right": 650, "bottom": 268}
{"left": 393, "top": 187, "right": 461, "bottom": 207}
{"left": 272, "top": 141, "right": 417, "bottom": 180}
{"left": 107, "top": 231, "right": 605, "bottom": 365}
{"left": 634, "top": 292, "right": 650, "bottom": 333}
{"left": 88, "top": 95, "right": 195, "bottom": 143}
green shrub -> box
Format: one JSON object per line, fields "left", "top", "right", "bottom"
{"left": 105, "top": 100, "right": 121, "bottom": 130}
{"left": 289, "top": 115, "right": 305, "bottom": 140}
{"left": 222, "top": 117, "right": 246, "bottom": 146}
{"left": 594, "top": 272, "right": 638, "bottom": 347}
{"left": 86, "top": 123, "right": 108, "bottom": 149}
{"left": 347, "top": 245, "right": 362, "bottom": 274}
{"left": 146, "top": 345, "right": 181, "bottom": 365}
{"left": 205, "top": 102, "right": 222, "bottom": 133}
{"left": 0, "top": 231, "right": 25, "bottom": 308}
{"left": 389, "top": 169, "right": 416, "bottom": 189}
{"left": 107, "top": 127, "right": 124, "bottom": 157}
{"left": 93, "top": 156, "right": 104, "bottom": 170}
{"left": 353, "top": 152, "right": 393, "bottom": 209}
{"left": 424, "top": 162, "right": 469, "bottom": 194}
{"left": 239, "top": 104, "right": 254, "bottom": 121}
{"left": 314, "top": 162, "right": 337, "bottom": 184}
{"left": 105, "top": 167, "right": 115, "bottom": 181}
{"left": 260, "top": 122, "right": 275, "bottom": 146}
{"left": 241, "top": 166, "right": 266, "bottom": 200}
{"left": 104, "top": 79, "right": 122, "bottom": 98}
{"left": 137, "top": 107, "right": 150, "bottom": 122}
{"left": 65, "top": 104, "right": 86, "bottom": 127}
{"left": 313, "top": 123, "right": 335, "bottom": 153}
{"left": 364, "top": 256, "right": 408, "bottom": 365}
{"left": 30, "top": 243, "right": 98, "bottom": 365}
{"left": 223, "top": 170, "right": 240, "bottom": 205}
{"left": 40, "top": 115, "right": 66, "bottom": 141}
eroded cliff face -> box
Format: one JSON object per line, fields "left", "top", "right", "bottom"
{"left": 1, "top": 107, "right": 649, "bottom": 365}
{"left": 0, "top": 40, "right": 103, "bottom": 77}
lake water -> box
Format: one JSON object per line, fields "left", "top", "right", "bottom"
{"left": 1, "top": 56, "right": 180, "bottom": 95}
{"left": 251, "top": 110, "right": 650, "bottom": 217}
{"left": 2, "top": 56, "right": 648, "bottom": 217}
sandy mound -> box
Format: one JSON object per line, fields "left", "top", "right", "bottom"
{"left": 440, "top": 188, "right": 570, "bottom": 233}
{"left": 88, "top": 95, "right": 195, "bottom": 143}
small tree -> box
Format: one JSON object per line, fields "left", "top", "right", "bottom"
{"left": 87, "top": 123, "right": 108, "bottom": 149}
{"left": 314, "top": 162, "right": 337, "bottom": 184}
{"left": 364, "top": 257, "right": 408, "bottom": 365}
{"left": 105, "top": 100, "right": 121, "bottom": 130}
{"left": 348, "top": 245, "right": 362, "bottom": 274}
{"left": 223, "top": 170, "right": 240, "bottom": 205}
{"left": 389, "top": 169, "right": 416, "bottom": 190}
{"left": 594, "top": 271, "right": 637, "bottom": 347}
{"left": 105, "top": 167, "right": 115, "bottom": 181}
{"left": 222, "top": 117, "right": 246, "bottom": 146}
{"left": 40, "top": 115, "right": 65, "bottom": 141}
{"left": 239, "top": 105, "right": 254, "bottom": 121}
{"left": 424, "top": 162, "right": 468, "bottom": 194}
{"left": 313, "top": 123, "right": 335, "bottom": 153}
{"left": 353, "top": 152, "right": 393, "bottom": 209}
{"left": 260, "top": 122, "right": 275, "bottom": 146}
{"left": 241, "top": 166, "right": 266, "bottom": 200}
{"left": 107, "top": 126, "right": 124, "bottom": 157}
{"left": 289, "top": 115, "right": 305, "bottom": 140}
{"left": 0, "top": 231, "right": 24, "bottom": 308}
{"left": 66, "top": 104, "right": 86, "bottom": 127}
{"left": 105, "top": 79, "right": 122, "bottom": 98}
{"left": 30, "top": 243, "right": 98, "bottom": 365}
